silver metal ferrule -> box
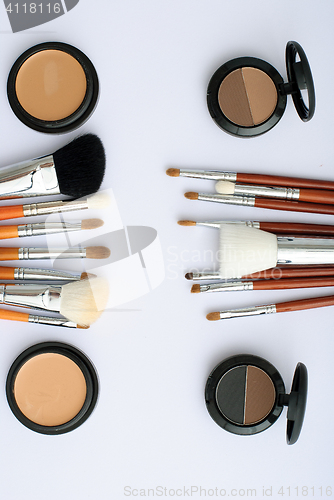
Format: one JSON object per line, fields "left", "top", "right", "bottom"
{"left": 17, "top": 222, "right": 82, "bottom": 237}
{"left": 180, "top": 169, "right": 237, "bottom": 181}
{"left": 0, "top": 156, "right": 60, "bottom": 199}
{"left": 28, "top": 315, "right": 78, "bottom": 328}
{"left": 198, "top": 193, "right": 256, "bottom": 207}
{"left": 196, "top": 220, "right": 261, "bottom": 229}
{"left": 219, "top": 304, "right": 277, "bottom": 319}
{"left": 277, "top": 237, "right": 334, "bottom": 265}
{"left": 22, "top": 198, "right": 89, "bottom": 217}
{"left": 199, "top": 281, "right": 254, "bottom": 292}
{"left": 18, "top": 247, "right": 87, "bottom": 259}
{"left": 0, "top": 284, "right": 62, "bottom": 312}
{"left": 13, "top": 267, "right": 80, "bottom": 281}
{"left": 233, "top": 183, "right": 300, "bottom": 200}
{"left": 190, "top": 272, "right": 221, "bottom": 280}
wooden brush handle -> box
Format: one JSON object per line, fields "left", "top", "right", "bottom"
{"left": 237, "top": 173, "right": 334, "bottom": 191}
{"left": 246, "top": 266, "right": 334, "bottom": 279}
{"left": 255, "top": 198, "right": 334, "bottom": 215}
{"left": 0, "top": 205, "right": 24, "bottom": 221}
{"left": 259, "top": 222, "right": 334, "bottom": 236}
{"left": 0, "top": 248, "right": 19, "bottom": 260}
{"left": 0, "top": 226, "right": 19, "bottom": 239}
{"left": 0, "top": 266, "right": 15, "bottom": 279}
{"left": 276, "top": 294, "right": 334, "bottom": 313}
{"left": 299, "top": 188, "right": 334, "bottom": 205}
{"left": 253, "top": 277, "right": 334, "bottom": 290}
{"left": 0, "top": 308, "right": 29, "bottom": 322}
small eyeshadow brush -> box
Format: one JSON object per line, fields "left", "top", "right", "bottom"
{"left": 0, "top": 219, "right": 103, "bottom": 239}
{"left": 0, "top": 246, "right": 110, "bottom": 261}
{"left": 166, "top": 168, "right": 334, "bottom": 191}
{"left": 206, "top": 294, "right": 334, "bottom": 321}
{"left": 0, "top": 267, "right": 93, "bottom": 281}
{"left": 0, "top": 134, "right": 105, "bottom": 199}
{"left": 0, "top": 307, "right": 89, "bottom": 328}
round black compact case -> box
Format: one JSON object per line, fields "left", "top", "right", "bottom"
{"left": 6, "top": 342, "right": 99, "bottom": 435}
{"left": 207, "top": 41, "right": 315, "bottom": 137}
{"left": 7, "top": 41, "right": 99, "bottom": 134}
{"left": 205, "top": 354, "right": 307, "bottom": 444}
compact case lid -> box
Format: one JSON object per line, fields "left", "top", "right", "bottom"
{"left": 284, "top": 41, "right": 315, "bottom": 122}
{"left": 285, "top": 362, "right": 308, "bottom": 445}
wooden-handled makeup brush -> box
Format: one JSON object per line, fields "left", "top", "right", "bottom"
{"left": 184, "top": 192, "right": 334, "bottom": 216}
{"left": 0, "top": 277, "right": 109, "bottom": 326}
{"left": 0, "top": 307, "right": 89, "bottom": 328}
{"left": 0, "top": 246, "right": 110, "bottom": 261}
{"left": 166, "top": 168, "right": 334, "bottom": 191}
{"left": 0, "top": 267, "right": 95, "bottom": 281}
{"left": 0, "top": 219, "right": 103, "bottom": 239}
{"left": 216, "top": 181, "right": 334, "bottom": 205}
{"left": 0, "top": 134, "right": 105, "bottom": 199}
{"left": 186, "top": 266, "right": 334, "bottom": 281}
{"left": 0, "top": 191, "right": 110, "bottom": 221}
{"left": 178, "top": 219, "right": 334, "bottom": 236}
{"left": 206, "top": 294, "right": 334, "bottom": 321}
{"left": 218, "top": 224, "right": 334, "bottom": 278}
{"left": 192, "top": 276, "right": 334, "bottom": 293}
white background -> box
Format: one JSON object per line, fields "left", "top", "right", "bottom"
{"left": 1, "top": 1, "right": 334, "bottom": 499}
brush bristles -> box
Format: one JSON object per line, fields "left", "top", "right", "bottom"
{"left": 219, "top": 224, "right": 277, "bottom": 279}
{"left": 53, "top": 134, "right": 105, "bottom": 197}
{"left": 80, "top": 272, "right": 97, "bottom": 280}
{"left": 77, "top": 325, "right": 90, "bottom": 329}
{"left": 60, "top": 277, "right": 109, "bottom": 326}
{"left": 184, "top": 192, "right": 199, "bottom": 200}
{"left": 191, "top": 284, "right": 200, "bottom": 293}
{"left": 81, "top": 218, "right": 104, "bottom": 230}
{"left": 86, "top": 246, "right": 110, "bottom": 259}
{"left": 166, "top": 168, "right": 180, "bottom": 177}
{"left": 87, "top": 192, "right": 111, "bottom": 210}
{"left": 215, "top": 180, "right": 236, "bottom": 195}
{"left": 178, "top": 220, "right": 196, "bottom": 226}
{"left": 207, "top": 312, "right": 220, "bottom": 321}
{"left": 185, "top": 273, "right": 193, "bottom": 280}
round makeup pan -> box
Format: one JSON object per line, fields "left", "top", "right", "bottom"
{"left": 6, "top": 342, "right": 98, "bottom": 434}
{"left": 7, "top": 42, "right": 99, "bottom": 134}
{"left": 205, "top": 354, "right": 307, "bottom": 444}
{"left": 207, "top": 41, "right": 315, "bottom": 137}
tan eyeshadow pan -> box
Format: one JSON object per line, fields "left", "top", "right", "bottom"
{"left": 14, "top": 352, "right": 87, "bottom": 427}
{"left": 244, "top": 366, "right": 276, "bottom": 424}
{"left": 15, "top": 50, "right": 87, "bottom": 121}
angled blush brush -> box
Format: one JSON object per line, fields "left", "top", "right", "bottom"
{"left": 216, "top": 181, "right": 334, "bottom": 205}
{"left": 0, "top": 246, "right": 110, "bottom": 261}
{"left": 192, "top": 276, "right": 334, "bottom": 293}
{"left": 184, "top": 192, "right": 334, "bottom": 216}
{"left": 0, "top": 219, "right": 103, "bottom": 239}
{"left": 0, "top": 192, "right": 110, "bottom": 221}
{"left": 0, "top": 307, "right": 89, "bottom": 328}
{"left": 0, "top": 134, "right": 105, "bottom": 199}
{"left": 206, "top": 294, "right": 334, "bottom": 321}
{"left": 166, "top": 168, "right": 334, "bottom": 191}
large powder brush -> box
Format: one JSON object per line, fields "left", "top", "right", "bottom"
{"left": 0, "top": 134, "right": 105, "bottom": 199}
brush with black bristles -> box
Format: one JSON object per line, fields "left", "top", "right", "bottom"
{"left": 0, "top": 134, "right": 105, "bottom": 199}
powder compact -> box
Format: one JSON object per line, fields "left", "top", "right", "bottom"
{"left": 7, "top": 41, "right": 99, "bottom": 133}
{"left": 207, "top": 41, "right": 315, "bottom": 137}
{"left": 205, "top": 354, "right": 307, "bottom": 444}
{"left": 6, "top": 342, "right": 98, "bottom": 434}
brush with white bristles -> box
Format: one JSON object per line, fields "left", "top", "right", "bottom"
{"left": 0, "top": 277, "right": 109, "bottom": 327}
{"left": 217, "top": 224, "right": 334, "bottom": 278}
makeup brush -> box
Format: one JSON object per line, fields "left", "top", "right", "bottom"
{"left": 218, "top": 224, "right": 334, "bottom": 278}
{"left": 0, "top": 267, "right": 95, "bottom": 281}
{"left": 184, "top": 192, "right": 334, "bottom": 216}
{"left": 191, "top": 276, "right": 334, "bottom": 293}
{"left": 0, "top": 246, "right": 110, "bottom": 261}
{"left": 0, "top": 219, "right": 103, "bottom": 239}
{"left": 206, "top": 294, "right": 334, "bottom": 321}
{"left": 166, "top": 168, "right": 334, "bottom": 191}
{"left": 0, "top": 307, "right": 89, "bottom": 328}
{"left": 0, "top": 134, "right": 105, "bottom": 199}
{"left": 216, "top": 181, "right": 334, "bottom": 205}
{"left": 0, "top": 191, "right": 110, "bottom": 222}
{"left": 178, "top": 219, "right": 334, "bottom": 236}
{"left": 0, "top": 277, "right": 109, "bottom": 326}
{"left": 186, "top": 267, "right": 334, "bottom": 281}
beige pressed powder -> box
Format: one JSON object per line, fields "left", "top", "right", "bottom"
{"left": 14, "top": 352, "right": 87, "bottom": 426}
{"left": 15, "top": 50, "right": 87, "bottom": 121}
